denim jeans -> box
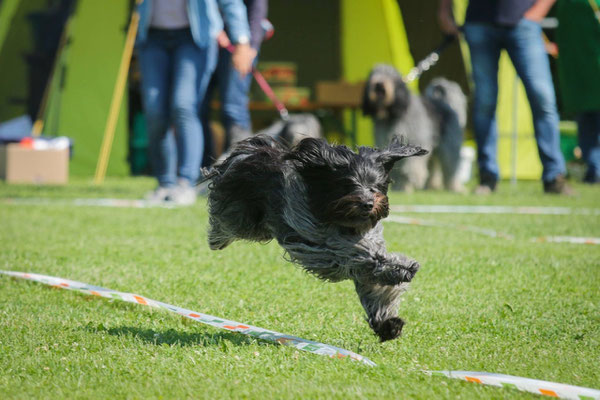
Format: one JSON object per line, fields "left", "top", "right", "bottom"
{"left": 212, "top": 47, "right": 254, "bottom": 132}
{"left": 464, "top": 19, "right": 566, "bottom": 183}
{"left": 138, "top": 28, "right": 217, "bottom": 186}
{"left": 577, "top": 111, "right": 600, "bottom": 181}
{"left": 201, "top": 47, "right": 255, "bottom": 164}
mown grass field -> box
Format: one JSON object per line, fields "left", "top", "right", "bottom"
{"left": 1, "top": 177, "right": 598, "bottom": 399}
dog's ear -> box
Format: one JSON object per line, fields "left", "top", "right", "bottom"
{"left": 376, "top": 136, "right": 428, "bottom": 173}
{"left": 285, "top": 138, "right": 352, "bottom": 170}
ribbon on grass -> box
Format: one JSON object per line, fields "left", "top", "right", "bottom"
{"left": 4, "top": 271, "right": 600, "bottom": 398}
{"left": 426, "top": 371, "right": 600, "bottom": 400}
{"left": 0, "top": 270, "right": 376, "bottom": 367}
{"left": 390, "top": 205, "right": 600, "bottom": 216}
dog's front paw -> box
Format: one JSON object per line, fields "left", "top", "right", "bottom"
{"left": 405, "top": 259, "right": 420, "bottom": 276}
{"left": 370, "top": 317, "right": 404, "bottom": 342}
{"left": 373, "top": 255, "right": 420, "bottom": 285}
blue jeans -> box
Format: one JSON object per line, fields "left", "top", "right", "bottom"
{"left": 577, "top": 111, "right": 600, "bottom": 181}
{"left": 212, "top": 47, "right": 254, "bottom": 133}
{"left": 201, "top": 47, "right": 255, "bottom": 164}
{"left": 138, "top": 28, "right": 217, "bottom": 186}
{"left": 464, "top": 19, "right": 566, "bottom": 183}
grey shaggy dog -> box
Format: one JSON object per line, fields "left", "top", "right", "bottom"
{"left": 216, "top": 113, "right": 322, "bottom": 163}
{"left": 203, "top": 135, "right": 428, "bottom": 341}
{"left": 362, "top": 64, "right": 467, "bottom": 192}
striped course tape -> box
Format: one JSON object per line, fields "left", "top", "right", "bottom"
{"left": 390, "top": 205, "right": 600, "bottom": 215}
{"left": 0, "top": 270, "right": 376, "bottom": 367}
{"left": 3, "top": 271, "right": 600, "bottom": 398}
{"left": 386, "top": 215, "right": 600, "bottom": 245}
{"left": 427, "top": 371, "right": 600, "bottom": 400}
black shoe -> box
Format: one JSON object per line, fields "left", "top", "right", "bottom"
{"left": 543, "top": 175, "right": 575, "bottom": 195}
{"left": 474, "top": 176, "right": 497, "bottom": 195}
{"left": 583, "top": 171, "right": 600, "bottom": 184}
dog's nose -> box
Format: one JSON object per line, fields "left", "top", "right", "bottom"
{"left": 361, "top": 200, "right": 374, "bottom": 212}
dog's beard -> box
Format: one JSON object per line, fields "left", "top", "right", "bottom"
{"left": 326, "top": 192, "right": 389, "bottom": 233}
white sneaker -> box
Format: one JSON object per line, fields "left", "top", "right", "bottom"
{"left": 144, "top": 186, "right": 172, "bottom": 203}
{"left": 170, "top": 179, "right": 197, "bottom": 206}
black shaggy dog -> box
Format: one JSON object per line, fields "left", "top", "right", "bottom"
{"left": 203, "top": 135, "right": 427, "bottom": 341}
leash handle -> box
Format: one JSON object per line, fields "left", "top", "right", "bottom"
{"left": 403, "top": 34, "right": 457, "bottom": 83}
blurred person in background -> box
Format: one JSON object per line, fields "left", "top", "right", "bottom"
{"left": 438, "top": 0, "right": 572, "bottom": 195}
{"left": 556, "top": 0, "right": 600, "bottom": 184}
{"left": 136, "top": 0, "right": 253, "bottom": 205}
{"left": 202, "top": 0, "right": 268, "bottom": 166}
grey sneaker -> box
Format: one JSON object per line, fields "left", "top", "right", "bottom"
{"left": 543, "top": 175, "right": 575, "bottom": 195}
{"left": 170, "top": 179, "right": 197, "bottom": 205}
{"left": 144, "top": 186, "right": 172, "bottom": 203}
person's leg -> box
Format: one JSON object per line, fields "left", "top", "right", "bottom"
{"left": 463, "top": 23, "right": 503, "bottom": 189}
{"left": 171, "top": 36, "right": 218, "bottom": 186}
{"left": 137, "top": 34, "right": 177, "bottom": 189}
{"left": 577, "top": 111, "right": 600, "bottom": 183}
{"left": 505, "top": 19, "right": 566, "bottom": 184}
{"left": 217, "top": 47, "right": 253, "bottom": 149}
{"left": 200, "top": 57, "right": 219, "bottom": 168}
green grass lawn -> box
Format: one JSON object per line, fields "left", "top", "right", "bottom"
{"left": 1, "top": 177, "right": 598, "bottom": 399}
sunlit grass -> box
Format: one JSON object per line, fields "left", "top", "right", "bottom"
{"left": 1, "top": 177, "right": 598, "bottom": 399}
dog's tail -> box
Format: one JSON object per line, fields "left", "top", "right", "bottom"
{"left": 424, "top": 78, "right": 467, "bottom": 130}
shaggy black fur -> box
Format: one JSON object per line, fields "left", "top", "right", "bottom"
{"left": 203, "top": 135, "right": 428, "bottom": 341}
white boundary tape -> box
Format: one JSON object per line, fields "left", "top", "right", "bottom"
{"left": 390, "top": 205, "right": 600, "bottom": 216}
{"left": 0, "top": 270, "right": 375, "bottom": 366}
{"left": 427, "top": 371, "right": 600, "bottom": 400}
{"left": 534, "top": 236, "right": 600, "bottom": 245}
{"left": 2, "top": 197, "right": 175, "bottom": 209}
{"left": 4, "top": 199, "right": 600, "bottom": 216}
{"left": 386, "top": 215, "right": 600, "bottom": 245}
{"left": 385, "top": 215, "right": 513, "bottom": 239}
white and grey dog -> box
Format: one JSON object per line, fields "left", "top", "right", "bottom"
{"left": 362, "top": 64, "right": 467, "bottom": 192}
{"left": 258, "top": 113, "right": 323, "bottom": 148}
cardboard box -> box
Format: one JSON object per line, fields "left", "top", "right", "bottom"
{"left": 261, "top": 86, "right": 311, "bottom": 106}
{"left": 0, "top": 144, "right": 69, "bottom": 184}
{"left": 315, "top": 81, "right": 365, "bottom": 107}
{"left": 256, "top": 62, "right": 297, "bottom": 86}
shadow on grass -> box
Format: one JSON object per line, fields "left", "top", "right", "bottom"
{"left": 86, "top": 324, "right": 255, "bottom": 348}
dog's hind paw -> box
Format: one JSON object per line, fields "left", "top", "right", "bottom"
{"left": 371, "top": 317, "right": 404, "bottom": 342}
